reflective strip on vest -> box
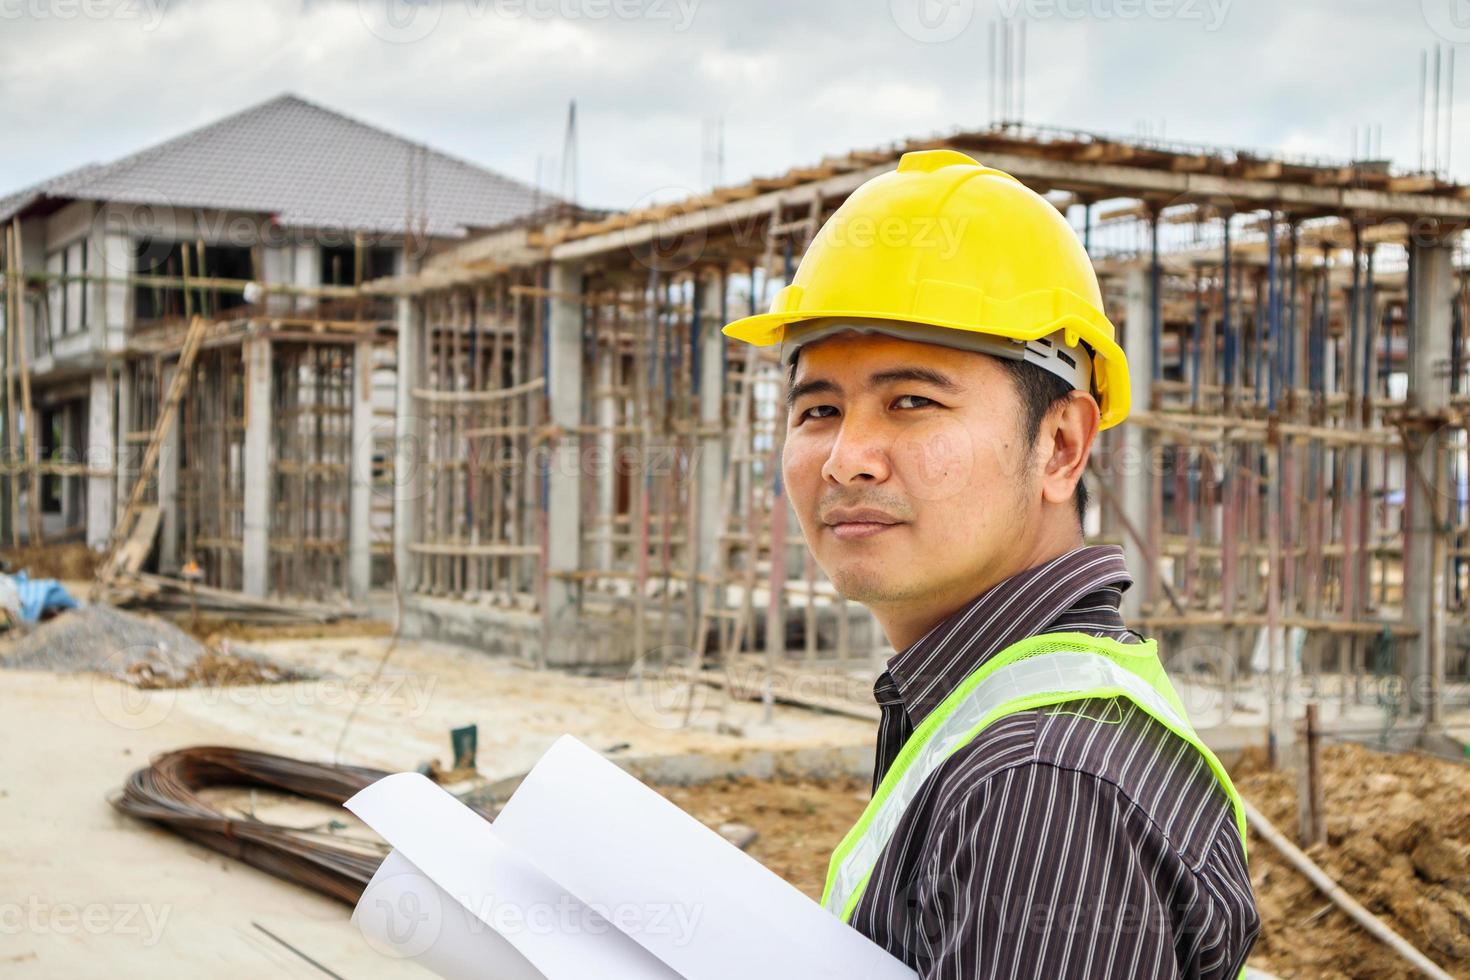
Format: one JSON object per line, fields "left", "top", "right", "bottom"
{"left": 822, "top": 647, "right": 1226, "bottom": 922}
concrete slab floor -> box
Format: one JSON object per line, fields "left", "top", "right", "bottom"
{"left": 0, "top": 634, "right": 874, "bottom": 977}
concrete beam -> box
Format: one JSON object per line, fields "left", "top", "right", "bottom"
{"left": 57, "top": 404, "right": 77, "bottom": 529}
{"left": 1118, "top": 267, "right": 1154, "bottom": 625}
{"left": 241, "top": 336, "right": 272, "bottom": 597}
{"left": 543, "top": 260, "right": 585, "bottom": 628}
{"left": 156, "top": 362, "right": 180, "bottom": 573}
{"left": 593, "top": 337, "right": 617, "bottom": 572}
{"left": 1404, "top": 240, "right": 1455, "bottom": 724}
{"left": 551, "top": 151, "right": 1470, "bottom": 262}
{"left": 84, "top": 372, "right": 115, "bottom": 550}
{"left": 348, "top": 339, "right": 374, "bottom": 601}
{"left": 392, "top": 294, "right": 422, "bottom": 594}
{"left": 695, "top": 267, "right": 728, "bottom": 603}
{"left": 113, "top": 364, "right": 133, "bottom": 534}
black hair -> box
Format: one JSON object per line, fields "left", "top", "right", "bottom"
{"left": 993, "top": 357, "right": 1089, "bottom": 529}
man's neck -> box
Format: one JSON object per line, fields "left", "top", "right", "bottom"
{"left": 874, "top": 529, "right": 1086, "bottom": 652}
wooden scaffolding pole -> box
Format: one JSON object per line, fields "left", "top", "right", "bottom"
{"left": 93, "top": 314, "right": 209, "bottom": 594}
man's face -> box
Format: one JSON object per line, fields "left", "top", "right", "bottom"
{"left": 782, "top": 331, "right": 1037, "bottom": 611}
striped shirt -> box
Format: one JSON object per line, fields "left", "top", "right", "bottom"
{"left": 849, "top": 544, "right": 1259, "bottom": 979}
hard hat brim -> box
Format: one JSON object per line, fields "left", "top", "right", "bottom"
{"left": 723, "top": 308, "right": 1131, "bottom": 430}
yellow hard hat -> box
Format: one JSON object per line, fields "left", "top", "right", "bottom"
{"left": 723, "top": 148, "right": 1131, "bottom": 429}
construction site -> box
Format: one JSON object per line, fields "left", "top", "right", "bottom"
{"left": 9, "top": 79, "right": 1470, "bottom": 977}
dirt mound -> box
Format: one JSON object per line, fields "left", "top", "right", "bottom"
{"left": 661, "top": 774, "right": 869, "bottom": 899}
{"left": 1236, "top": 742, "right": 1470, "bottom": 978}
{"left": 665, "top": 750, "right": 1470, "bottom": 978}
{"left": 0, "top": 605, "right": 309, "bottom": 687}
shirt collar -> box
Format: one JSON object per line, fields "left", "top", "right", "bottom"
{"left": 881, "top": 544, "right": 1134, "bottom": 725}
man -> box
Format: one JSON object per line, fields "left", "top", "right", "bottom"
{"left": 722, "top": 150, "right": 1259, "bottom": 978}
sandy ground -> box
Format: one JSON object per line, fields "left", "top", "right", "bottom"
{"left": 1236, "top": 743, "right": 1470, "bottom": 979}
{"left": 14, "top": 610, "right": 1449, "bottom": 979}
{"left": 0, "top": 630, "right": 872, "bottom": 977}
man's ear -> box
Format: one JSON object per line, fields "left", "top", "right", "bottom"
{"left": 1038, "top": 391, "right": 1101, "bottom": 507}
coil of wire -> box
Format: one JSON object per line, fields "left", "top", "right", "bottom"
{"left": 111, "top": 746, "right": 392, "bottom": 904}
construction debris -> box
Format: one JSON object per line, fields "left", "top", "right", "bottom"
{"left": 0, "top": 570, "right": 77, "bottom": 625}
{"left": 102, "top": 572, "right": 360, "bottom": 626}
{"left": 0, "top": 605, "right": 307, "bottom": 687}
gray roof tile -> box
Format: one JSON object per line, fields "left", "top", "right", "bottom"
{"left": 0, "top": 94, "right": 555, "bottom": 237}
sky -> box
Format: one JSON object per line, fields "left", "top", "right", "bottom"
{"left": 0, "top": 0, "right": 1464, "bottom": 213}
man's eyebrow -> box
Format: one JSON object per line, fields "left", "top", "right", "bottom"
{"left": 786, "top": 367, "right": 961, "bottom": 409}
{"left": 867, "top": 367, "right": 961, "bottom": 391}
{"left": 787, "top": 377, "right": 840, "bottom": 408}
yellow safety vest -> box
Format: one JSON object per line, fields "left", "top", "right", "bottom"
{"left": 822, "top": 632, "right": 1248, "bottom": 972}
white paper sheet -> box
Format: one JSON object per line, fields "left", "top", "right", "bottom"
{"left": 491, "top": 735, "right": 916, "bottom": 980}
{"left": 346, "top": 771, "right": 680, "bottom": 979}
{"left": 354, "top": 849, "right": 546, "bottom": 980}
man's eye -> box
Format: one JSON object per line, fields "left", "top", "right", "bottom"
{"left": 799, "top": 405, "right": 839, "bottom": 421}
{"left": 893, "top": 395, "right": 935, "bottom": 409}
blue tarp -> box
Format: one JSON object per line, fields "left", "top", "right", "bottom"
{"left": 11, "top": 571, "right": 77, "bottom": 624}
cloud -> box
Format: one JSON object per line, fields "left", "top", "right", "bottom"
{"left": 0, "top": 0, "right": 1458, "bottom": 210}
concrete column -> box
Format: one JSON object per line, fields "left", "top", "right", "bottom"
{"left": 242, "top": 336, "right": 272, "bottom": 597}
{"left": 259, "top": 245, "right": 294, "bottom": 316}
{"left": 58, "top": 404, "right": 77, "bottom": 528}
{"left": 348, "top": 339, "right": 374, "bottom": 600}
{"left": 1405, "top": 239, "right": 1454, "bottom": 723}
{"left": 84, "top": 372, "right": 116, "bottom": 550}
{"left": 594, "top": 348, "right": 616, "bottom": 571}
{"left": 114, "top": 364, "right": 134, "bottom": 524}
{"left": 544, "top": 260, "right": 585, "bottom": 623}
{"left": 1119, "top": 267, "right": 1155, "bottom": 624}
{"left": 157, "top": 363, "right": 180, "bottom": 572}
{"left": 392, "top": 293, "right": 422, "bottom": 593}
{"left": 292, "top": 243, "right": 319, "bottom": 313}
{"left": 695, "top": 268, "right": 727, "bottom": 586}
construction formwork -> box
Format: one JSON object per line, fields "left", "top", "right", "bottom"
{"left": 156, "top": 319, "right": 394, "bottom": 600}
{"left": 392, "top": 207, "right": 885, "bottom": 675}
{"left": 0, "top": 207, "right": 404, "bottom": 603}
{"left": 388, "top": 125, "right": 1470, "bottom": 745}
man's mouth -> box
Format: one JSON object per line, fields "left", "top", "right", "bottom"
{"left": 822, "top": 507, "right": 906, "bottom": 541}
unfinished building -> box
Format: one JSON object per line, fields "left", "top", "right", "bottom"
{"left": 380, "top": 124, "right": 1470, "bottom": 755}
{"left": 0, "top": 94, "right": 556, "bottom": 599}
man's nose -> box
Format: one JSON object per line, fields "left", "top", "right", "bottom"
{"left": 820, "top": 415, "right": 892, "bottom": 485}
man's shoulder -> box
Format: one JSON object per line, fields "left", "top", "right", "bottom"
{"left": 930, "top": 696, "right": 1237, "bottom": 868}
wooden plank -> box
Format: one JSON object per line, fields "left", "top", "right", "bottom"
{"left": 93, "top": 314, "right": 209, "bottom": 594}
